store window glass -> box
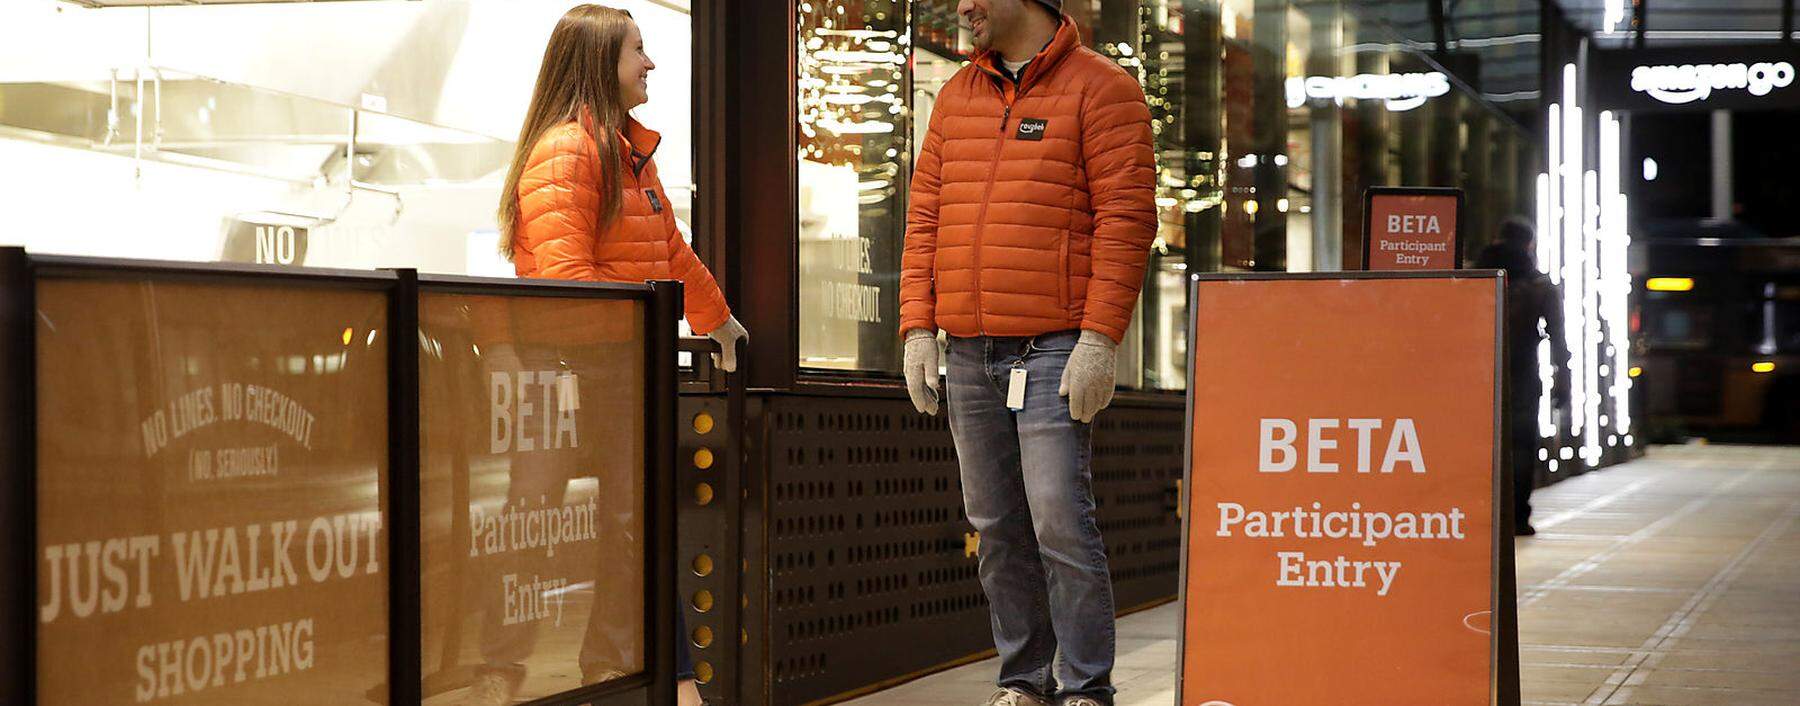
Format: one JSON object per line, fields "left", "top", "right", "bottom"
{"left": 0, "top": 0, "right": 695, "bottom": 279}
{"left": 1247, "top": 0, "right": 1538, "bottom": 270}
{"left": 1091, "top": 0, "right": 1209, "bottom": 390}
{"left": 797, "top": 1, "right": 909, "bottom": 373}
{"left": 820, "top": 0, "right": 1541, "bottom": 387}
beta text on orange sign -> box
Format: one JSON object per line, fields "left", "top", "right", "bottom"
{"left": 1364, "top": 187, "right": 1463, "bottom": 270}
{"left": 1179, "top": 273, "right": 1503, "bottom": 706}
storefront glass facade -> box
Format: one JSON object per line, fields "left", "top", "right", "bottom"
{"left": 3, "top": 0, "right": 1546, "bottom": 390}
{"left": 796, "top": 0, "right": 1542, "bottom": 388}
{"left": 796, "top": 0, "right": 911, "bottom": 373}
{"left": 0, "top": 0, "right": 695, "bottom": 278}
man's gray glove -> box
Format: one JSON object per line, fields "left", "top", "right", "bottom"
{"left": 707, "top": 315, "right": 749, "bottom": 373}
{"left": 1059, "top": 330, "right": 1117, "bottom": 423}
{"left": 903, "top": 329, "right": 941, "bottom": 415}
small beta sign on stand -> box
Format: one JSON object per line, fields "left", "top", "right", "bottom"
{"left": 1362, "top": 187, "right": 1463, "bottom": 271}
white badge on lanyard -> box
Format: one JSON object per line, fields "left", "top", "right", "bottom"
{"left": 558, "top": 372, "right": 581, "bottom": 412}
{"left": 1007, "top": 367, "right": 1028, "bottom": 411}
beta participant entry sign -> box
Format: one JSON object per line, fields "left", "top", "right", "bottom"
{"left": 1179, "top": 274, "right": 1501, "bottom": 705}
{"left": 1364, "top": 188, "right": 1461, "bottom": 270}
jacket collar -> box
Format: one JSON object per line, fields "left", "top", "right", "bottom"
{"left": 620, "top": 116, "right": 661, "bottom": 161}
{"left": 972, "top": 14, "right": 1082, "bottom": 92}
{"left": 577, "top": 110, "right": 661, "bottom": 174}
{"left": 576, "top": 110, "right": 662, "bottom": 160}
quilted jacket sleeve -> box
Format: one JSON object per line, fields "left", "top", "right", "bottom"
{"left": 665, "top": 215, "right": 731, "bottom": 334}
{"left": 517, "top": 128, "right": 602, "bottom": 282}
{"left": 1076, "top": 67, "right": 1157, "bottom": 343}
{"left": 899, "top": 99, "right": 948, "bottom": 337}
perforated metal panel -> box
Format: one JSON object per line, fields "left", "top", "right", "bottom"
{"left": 739, "top": 394, "right": 1185, "bottom": 706}
{"left": 753, "top": 397, "right": 982, "bottom": 704}
{"left": 1091, "top": 405, "right": 1187, "bottom": 611}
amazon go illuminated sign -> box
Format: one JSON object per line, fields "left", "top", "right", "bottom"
{"left": 1594, "top": 45, "right": 1800, "bottom": 111}
{"left": 1631, "top": 62, "right": 1794, "bottom": 104}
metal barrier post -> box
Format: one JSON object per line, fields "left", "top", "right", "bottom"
{"left": 648, "top": 280, "right": 683, "bottom": 706}
{"left": 0, "top": 247, "right": 36, "bottom": 705}
{"left": 388, "top": 268, "right": 423, "bottom": 706}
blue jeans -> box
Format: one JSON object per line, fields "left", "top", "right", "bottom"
{"left": 946, "top": 331, "right": 1116, "bottom": 704}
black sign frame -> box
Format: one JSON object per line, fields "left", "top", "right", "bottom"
{"left": 1176, "top": 270, "right": 1520, "bottom": 706}
{"left": 1361, "top": 186, "right": 1466, "bottom": 271}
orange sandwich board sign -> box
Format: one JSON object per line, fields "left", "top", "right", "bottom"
{"left": 1363, "top": 186, "right": 1463, "bottom": 270}
{"left": 1178, "top": 271, "right": 1517, "bottom": 706}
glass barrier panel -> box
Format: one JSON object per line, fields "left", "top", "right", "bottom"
{"left": 417, "top": 293, "right": 648, "bottom": 703}
{"left": 34, "top": 277, "right": 390, "bottom": 704}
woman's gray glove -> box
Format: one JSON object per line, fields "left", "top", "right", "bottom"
{"left": 1059, "top": 330, "right": 1117, "bottom": 423}
{"left": 707, "top": 315, "right": 749, "bottom": 373}
{"left": 903, "top": 329, "right": 941, "bottom": 415}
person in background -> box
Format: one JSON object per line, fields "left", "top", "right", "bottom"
{"left": 1477, "top": 217, "right": 1570, "bottom": 537}
{"left": 899, "top": 1, "right": 1158, "bottom": 704}
{"left": 480, "top": 5, "right": 735, "bottom": 706}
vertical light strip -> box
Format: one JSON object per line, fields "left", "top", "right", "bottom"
{"left": 1546, "top": 105, "right": 1562, "bottom": 284}
{"left": 1537, "top": 63, "right": 1636, "bottom": 465}
{"left": 1583, "top": 167, "right": 1603, "bottom": 465}
{"left": 1536, "top": 174, "right": 1552, "bottom": 276}
{"left": 1600, "top": 111, "right": 1633, "bottom": 440}
{"left": 1536, "top": 172, "right": 1557, "bottom": 440}
{"left": 1562, "top": 64, "right": 1585, "bottom": 445}
{"left": 1542, "top": 97, "right": 1562, "bottom": 456}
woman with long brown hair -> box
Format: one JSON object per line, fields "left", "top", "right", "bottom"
{"left": 502, "top": 3, "right": 745, "bottom": 370}
{"left": 465, "top": 5, "right": 722, "bottom": 706}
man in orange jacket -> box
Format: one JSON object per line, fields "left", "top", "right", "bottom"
{"left": 898, "top": 1, "right": 1156, "bottom": 705}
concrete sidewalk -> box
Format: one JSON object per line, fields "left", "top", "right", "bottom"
{"left": 840, "top": 444, "right": 1800, "bottom": 706}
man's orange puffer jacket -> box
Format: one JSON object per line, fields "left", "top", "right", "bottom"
{"left": 900, "top": 15, "right": 1156, "bottom": 343}
{"left": 513, "top": 116, "right": 730, "bottom": 334}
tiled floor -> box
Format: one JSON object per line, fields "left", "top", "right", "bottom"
{"left": 840, "top": 444, "right": 1800, "bottom": 706}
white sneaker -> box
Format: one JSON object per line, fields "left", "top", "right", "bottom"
{"left": 984, "top": 688, "right": 1048, "bottom": 706}
{"left": 457, "top": 672, "right": 518, "bottom": 706}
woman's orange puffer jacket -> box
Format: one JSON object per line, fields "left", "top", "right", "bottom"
{"left": 513, "top": 116, "right": 730, "bottom": 334}
{"left": 900, "top": 15, "right": 1156, "bottom": 343}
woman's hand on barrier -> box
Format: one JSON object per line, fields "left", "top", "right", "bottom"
{"left": 707, "top": 315, "right": 749, "bottom": 373}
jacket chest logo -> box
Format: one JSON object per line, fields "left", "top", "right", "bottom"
{"left": 645, "top": 188, "right": 664, "bottom": 214}
{"left": 1015, "top": 118, "right": 1049, "bottom": 141}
